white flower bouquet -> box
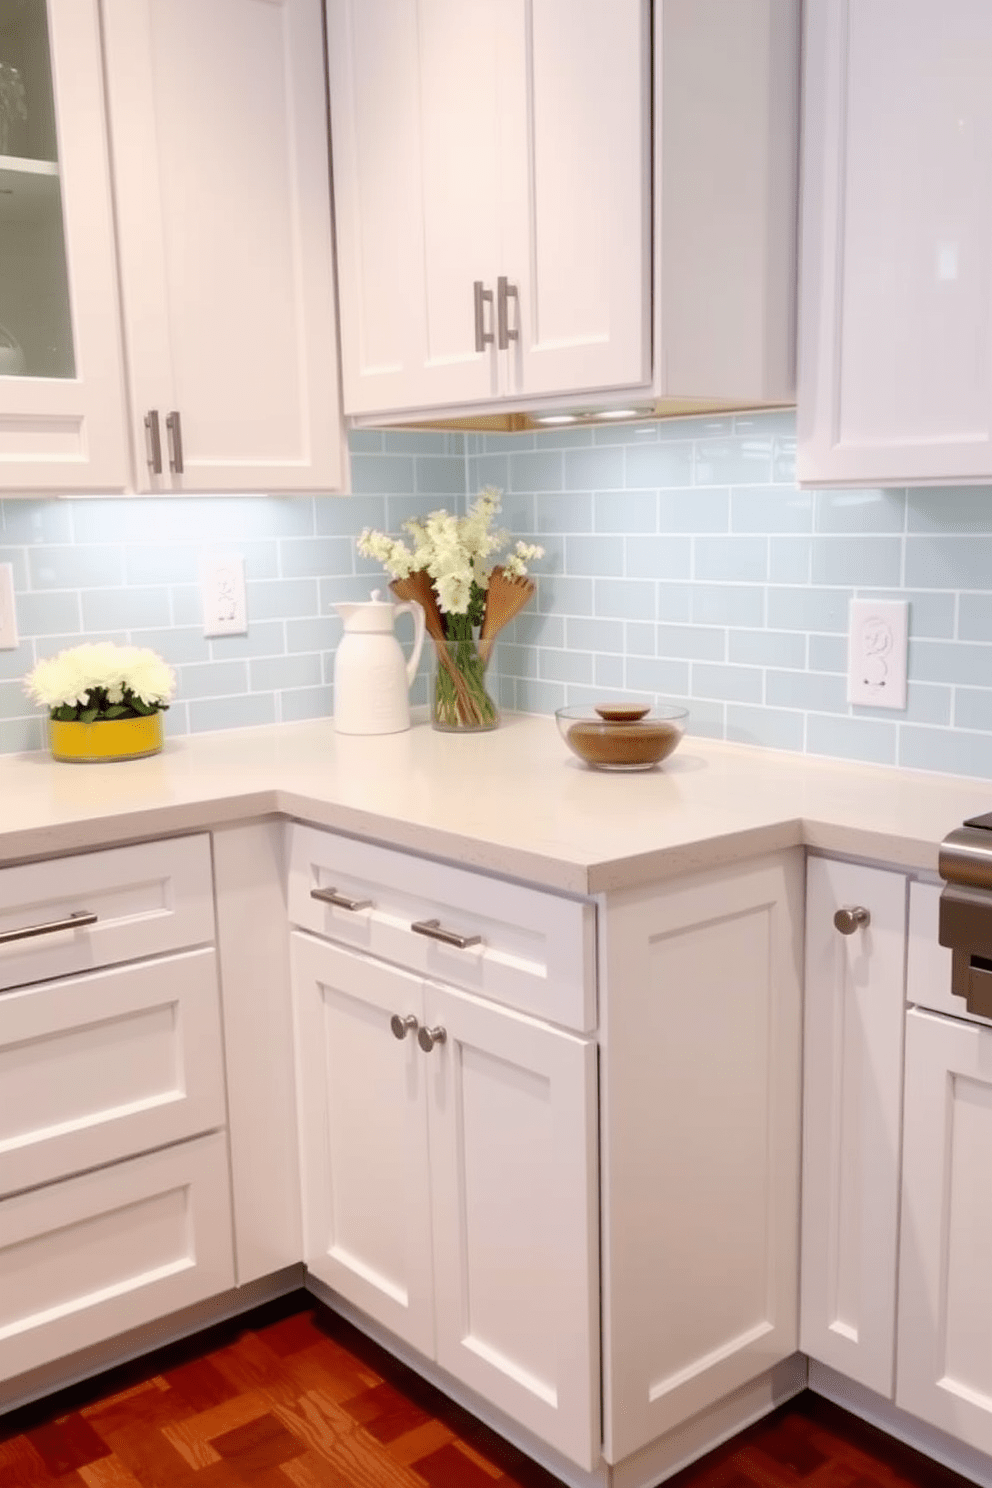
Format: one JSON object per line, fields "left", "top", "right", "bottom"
{"left": 25, "top": 642, "right": 176, "bottom": 724}
{"left": 357, "top": 488, "right": 544, "bottom": 730}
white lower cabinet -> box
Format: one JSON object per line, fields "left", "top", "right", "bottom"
{"left": 800, "top": 857, "right": 907, "bottom": 1396}
{"left": 291, "top": 928, "right": 599, "bottom": 1469}
{"left": 0, "top": 1132, "right": 234, "bottom": 1384}
{"left": 599, "top": 851, "right": 805, "bottom": 1463}
{"left": 0, "top": 833, "right": 235, "bottom": 1394}
{"left": 897, "top": 1007, "right": 992, "bottom": 1454}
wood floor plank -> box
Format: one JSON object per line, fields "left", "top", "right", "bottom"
{"left": 0, "top": 1299, "right": 980, "bottom": 1488}
{"left": 77, "top": 1454, "right": 148, "bottom": 1488}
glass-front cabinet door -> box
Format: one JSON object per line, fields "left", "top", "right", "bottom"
{"left": 0, "top": 0, "right": 126, "bottom": 492}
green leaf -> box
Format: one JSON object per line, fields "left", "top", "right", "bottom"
{"left": 102, "top": 705, "right": 128, "bottom": 719}
{"left": 79, "top": 707, "right": 99, "bottom": 723}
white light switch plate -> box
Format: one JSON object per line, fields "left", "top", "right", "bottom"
{"left": 201, "top": 555, "right": 247, "bottom": 637}
{"left": 0, "top": 563, "right": 19, "bottom": 650}
{"left": 847, "top": 598, "right": 908, "bottom": 710}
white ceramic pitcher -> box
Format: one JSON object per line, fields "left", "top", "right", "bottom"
{"left": 333, "top": 589, "right": 426, "bottom": 735}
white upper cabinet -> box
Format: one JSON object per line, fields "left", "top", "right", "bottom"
{"left": 327, "top": 0, "right": 651, "bottom": 419}
{"left": 102, "top": 0, "right": 347, "bottom": 493}
{"left": 798, "top": 0, "right": 992, "bottom": 485}
{"left": 657, "top": 0, "right": 799, "bottom": 407}
{"left": 0, "top": 0, "right": 128, "bottom": 492}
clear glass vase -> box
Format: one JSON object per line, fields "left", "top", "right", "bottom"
{"left": 431, "top": 622, "right": 499, "bottom": 732}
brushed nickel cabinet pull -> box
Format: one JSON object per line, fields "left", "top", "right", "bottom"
{"left": 311, "top": 886, "right": 373, "bottom": 912}
{"left": 473, "top": 280, "right": 494, "bottom": 352}
{"left": 166, "top": 410, "right": 184, "bottom": 473}
{"left": 144, "top": 409, "right": 163, "bottom": 474}
{"left": 410, "top": 917, "right": 482, "bottom": 950}
{"left": 417, "top": 1024, "right": 447, "bottom": 1052}
{"left": 0, "top": 909, "right": 98, "bottom": 946}
{"left": 497, "top": 276, "right": 519, "bottom": 350}
{"left": 390, "top": 1013, "right": 418, "bottom": 1040}
{"left": 834, "top": 905, "right": 870, "bottom": 935}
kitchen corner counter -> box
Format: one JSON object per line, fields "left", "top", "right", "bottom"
{"left": 0, "top": 713, "right": 988, "bottom": 893}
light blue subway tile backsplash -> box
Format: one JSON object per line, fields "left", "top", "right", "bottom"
{"left": 625, "top": 535, "right": 692, "bottom": 581}
{"left": 815, "top": 487, "right": 906, "bottom": 534}
{"left": 2, "top": 415, "right": 992, "bottom": 781}
{"left": 811, "top": 535, "right": 903, "bottom": 588}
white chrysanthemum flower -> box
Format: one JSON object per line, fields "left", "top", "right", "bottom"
{"left": 355, "top": 486, "right": 540, "bottom": 623}
{"left": 24, "top": 642, "right": 175, "bottom": 716}
{"left": 356, "top": 528, "right": 415, "bottom": 579}
{"left": 126, "top": 650, "right": 176, "bottom": 706}
{"left": 503, "top": 540, "right": 545, "bottom": 578}
{"left": 435, "top": 570, "right": 472, "bottom": 614}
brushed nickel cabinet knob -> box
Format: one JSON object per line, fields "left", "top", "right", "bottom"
{"left": 834, "top": 905, "right": 871, "bottom": 935}
{"left": 417, "top": 1025, "right": 447, "bottom": 1053}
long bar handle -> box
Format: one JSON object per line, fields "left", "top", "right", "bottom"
{"left": 497, "top": 276, "right": 519, "bottom": 350}
{"left": 473, "top": 280, "right": 494, "bottom": 352}
{"left": 166, "top": 410, "right": 184, "bottom": 474}
{"left": 311, "top": 886, "right": 373, "bottom": 913}
{"left": 144, "top": 410, "right": 163, "bottom": 474}
{"left": 410, "top": 916, "right": 482, "bottom": 950}
{"left": 0, "top": 909, "right": 98, "bottom": 946}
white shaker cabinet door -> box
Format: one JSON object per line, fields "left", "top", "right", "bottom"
{"left": 0, "top": 0, "right": 128, "bottom": 492}
{"left": 800, "top": 858, "right": 907, "bottom": 1397}
{"left": 426, "top": 982, "right": 599, "bottom": 1471}
{"left": 327, "top": 0, "right": 505, "bottom": 415}
{"left": 291, "top": 932, "right": 436, "bottom": 1359}
{"left": 599, "top": 851, "right": 804, "bottom": 1463}
{"left": 328, "top": 0, "right": 650, "bottom": 418}
{"left": 102, "top": 0, "right": 346, "bottom": 493}
{"left": 501, "top": 0, "right": 651, "bottom": 402}
{"left": 799, "top": 0, "right": 992, "bottom": 485}
{"left": 898, "top": 1008, "right": 992, "bottom": 1455}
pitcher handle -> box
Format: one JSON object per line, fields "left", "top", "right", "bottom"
{"left": 394, "top": 600, "right": 426, "bottom": 686}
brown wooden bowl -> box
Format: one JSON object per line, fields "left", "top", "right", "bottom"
{"left": 556, "top": 704, "right": 688, "bottom": 771}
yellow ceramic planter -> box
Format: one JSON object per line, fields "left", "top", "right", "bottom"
{"left": 49, "top": 713, "right": 164, "bottom": 763}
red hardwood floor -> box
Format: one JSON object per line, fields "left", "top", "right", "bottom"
{"left": 0, "top": 1297, "right": 975, "bottom": 1488}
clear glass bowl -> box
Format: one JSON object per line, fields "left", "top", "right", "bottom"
{"left": 555, "top": 703, "right": 688, "bottom": 771}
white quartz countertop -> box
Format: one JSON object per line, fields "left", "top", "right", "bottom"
{"left": 0, "top": 713, "right": 989, "bottom": 894}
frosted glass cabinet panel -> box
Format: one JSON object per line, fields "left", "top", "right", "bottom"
{"left": 0, "top": 0, "right": 127, "bottom": 491}
{"left": 799, "top": 0, "right": 992, "bottom": 485}
{"left": 0, "top": 0, "right": 72, "bottom": 381}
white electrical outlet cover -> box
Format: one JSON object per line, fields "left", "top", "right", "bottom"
{"left": 201, "top": 555, "right": 248, "bottom": 637}
{"left": 847, "top": 598, "right": 908, "bottom": 710}
{"left": 0, "top": 563, "right": 18, "bottom": 650}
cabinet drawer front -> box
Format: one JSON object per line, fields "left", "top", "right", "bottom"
{"left": 0, "top": 835, "right": 215, "bottom": 992}
{"left": 0, "top": 1132, "right": 234, "bottom": 1385}
{"left": 287, "top": 825, "right": 595, "bottom": 1031}
{"left": 0, "top": 948, "right": 226, "bottom": 1198}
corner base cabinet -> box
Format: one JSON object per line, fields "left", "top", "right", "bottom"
{"left": 287, "top": 824, "right": 600, "bottom": 1469}
{"left": 598, "top": 851, "right": 804, "bottom": 1463}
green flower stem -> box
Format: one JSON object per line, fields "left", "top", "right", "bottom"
{"left": 433, "top": 615, "right": 499, "bottom": 730}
